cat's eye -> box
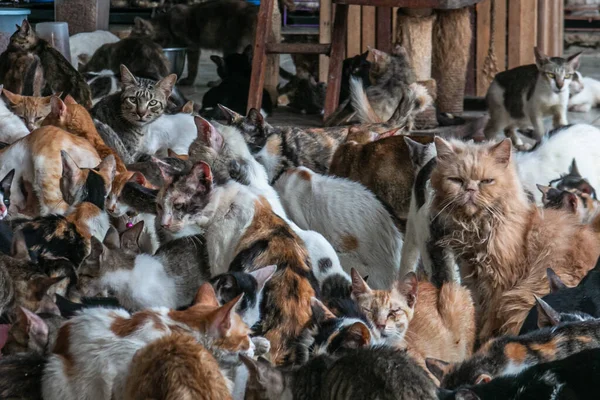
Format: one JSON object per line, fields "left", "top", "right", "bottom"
{"left": 3, "top": 199, "right": 8, "bottom": 205}
{"left": 149, "top": 100, "right": 158, "bottom": 106}
{"left": 449, "top": 177, "right": 463, "bottom": 184}
{"left": 546, "top": 73, "right": 555, "bottom": 79}
{"left": 156, "top": 203, "right": 163, "bottom": 211}
{"left": 565, "top": 73, "right": 573, "bottom": 79}
{"left": 362, "top": 307, "right": 372, "bottom": 313}
{"left": 481, "top": 179, "right": 495, "bottom": 185}
{"left": 127, "top": 97, "right": 136, "bottom": 104}
{"left": 173, "top": 203, "right": 184, "bottom": 211}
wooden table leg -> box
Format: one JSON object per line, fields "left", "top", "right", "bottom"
{"left": 376, "top": 7, "right": 392, "bottom": 53}
{"left": 248, "top": 0, "right": 275, "bottom": 114}
{"left": 323, "top": 3, "right": 348, "bottom": 120}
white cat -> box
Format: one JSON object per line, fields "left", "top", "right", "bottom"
{"left": 275, "top": 167, "right": 403, "bottom": 289}
{"left": 568, "top": 72, "right": 600, "bottom": 113}
{"left": 140, "top": 113, "right": 198, "bottom": 157}
{"left": 0, "top": 92, "right": 29, "bottom": 144}
{"left": 69, "top": 30, "right": 119, "bottom": 67}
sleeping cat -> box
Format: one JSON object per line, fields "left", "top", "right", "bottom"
{"left": 42, "top": 284, "right": 253, "bottom": 400}
{"left": 431, "top": 137, "right": 600, "bottom": 341}
{"left": 0, "top": 20, "right": 92, "bottom": 108}
{"left": 1, "top": 88, "right": 51, "bottom": 133}
{"left": 484, "top": 47, "right": 582, "bottom": 149}
{"left": 0, "top": 88, "right": 29, "bottom": 144}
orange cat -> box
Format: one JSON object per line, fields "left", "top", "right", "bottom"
{"left": 430, "top": 137, "right": 600, "bottom": 341}
{"left": 124, "top": 334, "right": 233, "bottom": 400}
{"left": 2, "top": 88, "right": 53, "bottom": 132}
{"left": 42, "top": 95, "right": 127, "bottom": 174}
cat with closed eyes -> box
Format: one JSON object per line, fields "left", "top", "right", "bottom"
{"left": 484, "top": 47, "right": 582, "bottom": 149}
{"left": 1, "top": 88, "right": 51, "bottom": 133}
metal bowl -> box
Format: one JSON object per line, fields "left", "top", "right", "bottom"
{"left": 163, "top": 47, "right": 187, "bottom": 78}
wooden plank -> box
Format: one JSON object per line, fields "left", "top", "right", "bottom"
{"left": 333, "top": 0, "right": 482, "bottom": 8}
{"left": 247, "top": 0, "right": 275, "bottom": 113}
{"left": 362, "top": 6, "right": 376, "bottom": 52}
{"left": 537, "top": 0, "right": 563, "bottom": 56}
{"left": 320, "top": 0, "right": 333, "bottom": 82}
{"left": 508, "top": 0, "right": 537, "bottom": 69}
{"left": 266, "top": 43, "right": 331, "bottom": 54}
{"left": 376, "top": 7, "right": 392, "bottom": 53}
{"left": 475, "top": 0, "right": 506, "bottom": 96}
{"left": 324, "top": 3, "right": 349, "bottom": 119}
{"left": 347, "top": 5, "right": 362, "bottom": 57}
{"left": 264, "top": 0, "right": 282, "bottom": 107}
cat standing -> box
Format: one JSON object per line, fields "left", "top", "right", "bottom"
{"left": 484, "top": 47, "right": 582, "bottom": 149}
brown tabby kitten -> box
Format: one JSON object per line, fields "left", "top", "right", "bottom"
{"left": 350, "top": 268, "right": 418, "bottom": 343}
{"left": 1, "top": 89, "right": 52, "bottom": 132}
{"left": 430, "top": 137, "right": 600, "bottom": 341}
{"left": 124, "top": 333, "right": 233, "bottom": 400}
{"left": 0, "top": 20, "right": 92, "bottom": 108}
{"left": 0, "top": 51, "right": 44, "bottom": 96}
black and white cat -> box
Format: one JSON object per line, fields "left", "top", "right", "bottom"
{"left": 0, "top": 170, "right": 15, "bottom": 220}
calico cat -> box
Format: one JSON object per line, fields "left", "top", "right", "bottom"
{"left": 427, "top": 312, "right": 600, "bottom": 390}
{"left": 243, "top": 345, "right": 438, "bottom": 400}
{"left": 484, "top": 47, "right": 582, "bottom": 149}
{"left": 549, "top": 158, "right": 596, "bottom": 198}
{"left": 569, "top": 72, "right": 600, "bottom": 112}
{"left": 0, "top": 169, "right": 14, "bottom": 220}
{"left": 274, "top": 166, "right": 403, "bottom": 289}
{"left": 430, "top": 137, "right": 600, "bottom": 341}
{"left": 278, "top": 68, "right": 325, "bottom": 115}
{"left": 0, "top": 88, "right": 29, "bottom": 144}
{"left": 0, "top": 20, "right": 92, "bottom": 108}
{"left": 1, "top": 88, "right": 52, "bottom": 132}
{"left": 156, "top": 161, "right": 317, "bottom": 364}
{"left": 92, "top": 65, "right": 177, "bottom": 164}
{"left": 3, "top": 302, "right": 64, "bottom": 356}
{"left": 42, "top": 284, "right": 252, "bottom": 400}
{"left": 438, "top": 348, "right": 600, "bottom": 400}
{"left": 123, "top": 333, "right": 234, "bottom": 400}
{"left": 538, "top": 185, "right": 600, "bottom": 224}
{"left": 78, "top": 37, "right": 170, "bottom": 81}
{"left": 132, "top": 1, "right": 257, "bottom": 86}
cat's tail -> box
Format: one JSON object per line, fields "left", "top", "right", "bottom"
{"left": 350, "top": 77, "right": 382, "bottom": 123}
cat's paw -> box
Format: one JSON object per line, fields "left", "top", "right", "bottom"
{"left": 515, "top": 142, "right": 534, "bottom": 151}
{"left": 179, "top": 77, "right": 196, "bottom": 86}
{"left": 569, "top": 104, "right": 592, "bottom": 113}
{"left": 252, "top": 336, "right": 271, "bottom": 356}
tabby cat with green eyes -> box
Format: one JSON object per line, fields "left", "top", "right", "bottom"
{"left": 92, "top": 65, "right": 177, "bottom": 163}
{"left": 484, "top": 47, "right": 582, "bottom": 150}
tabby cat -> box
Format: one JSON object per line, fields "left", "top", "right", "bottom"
{"left": 1, "top": 89, "right": 52, "bottom": 132}
{"left": 3, "top": 302, "right": 64, "bottom": 356}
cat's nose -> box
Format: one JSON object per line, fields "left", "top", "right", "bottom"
{"left": 376, "top": 323, "right": 386, "bottom": 331}
{"left": 466, "top": 182, "right": 478, "bottom": 192}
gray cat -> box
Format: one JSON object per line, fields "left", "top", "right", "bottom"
{"left": 91, "top": 65, "right": 176, "bottom": 164}
{"left": 484, "top": 47, "right": 582, "bottom": 150}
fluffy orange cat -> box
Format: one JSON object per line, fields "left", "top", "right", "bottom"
{"left": 430, "top": 137, "right": 600, "bottom": 341}
{"left": 42, "top": 95, "right": 127, "bottom": 174}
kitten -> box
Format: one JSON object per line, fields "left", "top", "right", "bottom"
{"left": 484, "top": 47, "right": 582, "bottom": 149}
{"left": 3, "top": 302, "right": 64, "bottom": 356}
{"left": 438, "top": 348, "right": 600, "bottom": 400}
{"left": 520, "top": 263, "right": 600, "bottom": 335}
{"left": 132, "top": 1, "right": 257, "bottom": 86}
{"left": 243, "top": 345, "right": 438, "bottom": 400}
{"left": 42, "top": 283, "right": 252, "bottom": 400}
{"left": 1, "top": 88, "right": 51, "bottom": 132}
{"left": 277, "top": 68, "right": 325, "bottom": 115}
{"left": 123, "top": 333, "right": 234, "bottom": 400}
{"left": 78, "top": 37, "right": 170, "bottom": 81}
{"left": 427, "top": 309, "right": 600, "bottom": 390}
{"left": 0, "top": 88, "right": 29, "bottom": 144}
{"left": 0, "top": 169, "right": 14, "bottom": 220}
{"left": 0, "top": 20, "right": 92, "bottom": 108}
{"left": 431, "top": 137, "right": 600, "bottom": 341}
{"left": 569, "top": 72, "right": 600, "bottom": 112}
{"left": 274, "top": 166, "right": 403, "bottom": 289}
{"left": 92, "top": 65, "right": 177, "bottom": 164}
{"left": 156, "top": 161, "right": 318, "bottom": 364}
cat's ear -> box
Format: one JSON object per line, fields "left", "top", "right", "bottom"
{"left": 563, "top": 191, "right": 579, "bottom": 214}
{"left": 90, "top": 236, "right": 106, "bottom": 260}
{"left": 32, "top": 276, "right": 67, "bottom": 299}
{"left": 240, "top": 355, "right": 280, "bottom": 390}
{"left": 250, "top": 265, "right": 277, "bottom": 293}
{"left": 535, "top": 295, "right": 561, "bottom": 328}
{"left": 368, "top": 47, "right": 388, "bottom": 64}
{"left": 341, "top": 321, "right": 372, "bottom": 349}
{"left": 181, "top": 101, "right": 194, "bottom": 115}
{"left": 310, "top": 297, "right": 337, "bottom": 322}
{"left": 1, "top": 88, "right": 21, "bottom": 105}
{"left": 433, "top": 137, "right": 456, "bottom": 162}
{"left": 119, "top": 65, "right": 139, "bottom": 87}
{"left": 208, "top": 293, "right": 244, "bottom": 337}
{"left": 63, "top": 95, "right": 77, "bottom": 105}
{"left": 218, "top": 104, "right": 244, "bottom": 125}
{"left": 567, "top": 51, "right": 583, "bottom": 71}
{"left": 16, "top": 307, "right": 49, "bottom": 349}
{"left": 103, "top": 226, "right": 120, "bottom": 250}
{"left": 186, "top": 161, "right": 213, "bottom": 194}
{"left": 36, "top": 295, "right": 61, "bottom": 316}
{"left": 11, "top": 230, "right": 30, "bottom": 261}
{"left": 210, "top": 55, "right": 225, "bottom": 68}
{"left": 19, "top": 19, "right": 31, "bottom": 35}
{"left": 121, "top": 221, "right": 144, "bottom": 253}
{"left": 50, "top": 96, "right": 68, "bottom": 119}
{"left": 194, "top": 116, "right": 224, "bottom": 152}
{"left": 97, "top": 155, "right": 117, "bottom": 186}
{"left": 128, "top": 171, "right": 148, "bottom": 187}
{"left": 0, "top": 169, "right": 15, "bottom": 195}
{"left": 350, "top": 268, "right": 372, "bottom": 297}
{"left": 360, "top": 50, "right": 369, "bottom": 60}
{"left": 151, "top": 157, "right": 178, "bottom": 186}
{"left": 488, "top": 138, "right": 512, "bottom": 166}
{"left": 391, "top": 43, "right": 408, "bottom": 59}
{"left": 133, "top": 16, "right": 145, "bottom": 29}
{"left": 536, "top": 184, "right": 551, "bottom": 202}
{"left": 247, "top": 108, "right": 265, "bottom": 129}
{"left": 155, "top": 74, "right": 177, "bottom": 97}
{"left": 534, "top": 47, "right": 550, "bottom": 68}
{"left": 569, "top": 159, "right": 581, "bottom": 177}
{"left": 404, "top": 137, "right": 430, "bottom": 169}
{"left": 474, "top": 374, "right": 492, "bottom": 385}
{"left": 455, "top": 388, "right": 481, "bottom": 400}
{"left": 60, "top": 150, "right": 84, "bottom": 205}
{"left": 41, "top": 95, "right": 54, "bottom": 106}
{"left": 396, "top": 272, "right": 418, "bottom": 309}
{"left": 546, "top": 268, "right": 568, "bottom": 293}
{"left": 425, "top": 358, "right": 450, "bottom": 382}
{"left": 193, "top": 282, "right": 220, "bottom": 307}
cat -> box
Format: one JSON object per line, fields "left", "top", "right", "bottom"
{"left": 0, "top": 88, "right": 29, "bottom": 144}
{"left": 484, "top": 47, "right": 582, "bottom": 149}
{"left": 1, "top": 88, "right": 51, "bottom": 133}
{"left": 69, "top": 30, "right": 120, "bottom": 68}
{"left": 79, "top": 36, "right": 170, "bottom": 81}
{"left": 568, "top": 72, "right": 600, "bottom": 112}
{"left": 430, "top": 137, "right": 600, "bottom": 341}
{"left": 0, "top": 50, "right": 45, "bottom": 97}
{"left": 92, "top": 65, "right": 177, "bottom": 164}
{"left": 41, "top": 283, "right": 252, "bottom": 400}
{"left": 0, "top": 352, "right": 46, "bottom": 400}
{"left": 243, "top": 345, "right": 438, "bottom": 400}
{"left": 0, "top": 170, "right": 14, "bottom": 220}
{"left": 548, "top": 158, "right": 597, "bottom": 198}
{"left": 537, "top": 185, "right": 600, "bottom": 224}
{"left": 123, "top": 333, "right": 234, "bottom": 400}
{"left": 427, "top": 309, "right": 600, "bottom": 390}
{"left": 340, "top": 50, "right": 371, "bottom": 105}
{"left": 132, "top": 1, "right": 257, "bottom": 86}
{"left": 140, "top": 113, "right": 200, "bottom": 157}
{"left": 278, "top": 67, "right": 325, "bottom": 115}
{"left": 3, "top": 302, "right": 64, "bottom": 356}
{"left": 520, "top": 261, "right": 600, "bottom": 335}
{"left": 211, "top": 265, "right": 277, "bottom": 328}
{"left": 156, "top": 161, "right": 317, "bottom": 364}
{"left": 274, "top": 166, "right": 403, "bottom": 289}
{"left": 77, "top": 223, "right": 209, "bottom": 310}
{"left": 0, "top": 20, "right": 92, "bottom": 108}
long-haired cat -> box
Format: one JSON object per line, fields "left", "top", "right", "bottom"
{"left": 484, "top": 47, "right": 581, "bottom": 149}
{"left": 430, "top": 137, "right": 600, "bottom": 341}
{"left": 42, "top": 283, "right": 252, "bottom": 400}
{"left": 1, "top": 88, "right": 51, "bottom": 133}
